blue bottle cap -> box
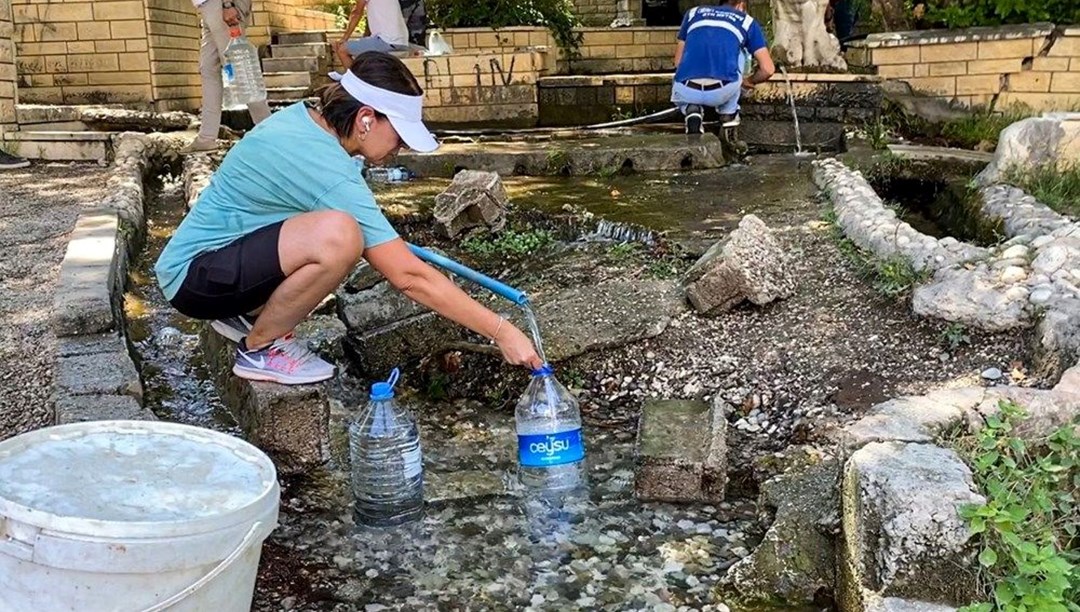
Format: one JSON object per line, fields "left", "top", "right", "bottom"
{"left": 531, "top": 364, "right": 554, "bottom": 377}
{"left": 370, "top": 368, "right": 400, "bottom": 400}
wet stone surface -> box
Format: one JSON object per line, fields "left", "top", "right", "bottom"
{"left": 254, "top": 398, "right": 760, "bottom": 612}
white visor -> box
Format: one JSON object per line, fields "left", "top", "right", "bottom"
{"left": 328, "top": 70, "right": 438, "bottom": 153}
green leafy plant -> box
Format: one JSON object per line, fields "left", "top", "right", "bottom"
{"left": 923, "top": 0, "right": 1080, "bottom": 29}
{"left": 941, "top": 322, "right": 972, "bottom": 350}
{"left": 461, "top": 228, "right": 555, "bottom": 258}
{"left": 320, "top": 0, "right": 362, "bottom": 30}
{"left": 939, "top": 107, "right": 1038, "bottom": 151}
{"left": 606, "top": 241, "right": 641, "bottom": 261}
{"left": 957, "top": 401, "right": 1079, "bottom": 612}
{"left": 647, "top": 259, "right": 681, "bottom": 279}
{"left": 866, "top": 118, "right": 891, "bottom": 150}
{"left": 546, "top": 149, "right": 571, "bottom": 174}
{"left": 825, "top": 208, "right": 931, "bottom": 300}
{"left": 1003, "top": 163, "right": 1080, "bottom": 218}
{"left": 426, "top": 0, "right": 583, "bottom": 52}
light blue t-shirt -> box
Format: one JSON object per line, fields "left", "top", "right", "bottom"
{"left": 675, "top": 5, "right": 768, "bottom": 83}
{"left": 155, "top": 102, "right": 399, "bottom": 301}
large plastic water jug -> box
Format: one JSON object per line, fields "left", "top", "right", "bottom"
{"left": 425, "top": 29, "right": 453, "bottom": 56}
{"left": 349, "top": 368, "right": 424, "bottom": 526}
{"left": 515, "top": 364, "right": 587, "bottom": 493}
{"left": 0, "top": 420, "right": 279, "bottom": 612}
{"left": 222, "top": 26, "right": 267, "bottom": 110}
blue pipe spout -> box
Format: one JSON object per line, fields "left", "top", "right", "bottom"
{"left": 407, "top": 243, "right": 530, "bottom": 306}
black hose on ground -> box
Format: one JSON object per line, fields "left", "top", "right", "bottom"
{"left": 433, "top": 107, "right": 682, "bottom": 138}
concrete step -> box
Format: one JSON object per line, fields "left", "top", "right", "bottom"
{"left": 268, "top": 86, "right": 312, "bottom": 101}
{"left": 2, "top": 131, "right": 112, "bottom": 162}
{"left": 271, "top": 42, "right": 327, "bottom": 58}
{"left": 262, "top": 55, "right": 323, "bottom": 73}
{"left": 274, "top": 31, "right": 328, "bottom": 45}
{"left": 264, "top": 71, "right": 312, "bottom": 89}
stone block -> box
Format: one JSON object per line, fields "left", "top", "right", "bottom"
{"left": 956, "top": 74, "right": 1001, "bottom": 95}
{"left": 433, "top": 170, "right": 509, "bottom": 238}
{"left": 55, "top": 394, "right": 155, "bottom": 424}
{"left": 52, "top": 211, "right": 121, "bottom": 337}
{"left": 57, "top": 332, "right": 126, "bottom": 357}
{"left": 872, "top": 46, "right": 920, "bottom": 65}
{"left": 977, "top": 38, "right": 1034, "bottom": 60}
{"left": 1008, "top": 71, "right": 1052, "bottom": 93}
{"left": 684, "top": 215, "right": 796, "bottom": 315}
{"left": 338, "top": 281, "right": 429, "bottom": 334}
{"left": 877, "top": 64, "right": 913, "bottom": 79}
{"left": 54, "top": 350, "right": 143, "bottom": 402}
{"left": 200, "top": 327, "right": 330, "bottom": 474}
{"left": 927, "top": 61, "right": 966, "bottom": 77}
{"left": 634, "top": 398, "right": 727, "bottom": 502}
{"left": 1047, "top": 34, "right": 1080, "bottom": 58}
{"left": 920, "top": 42, "right": 977, "bottom": 62}
{"left": 1051, "top": 72, "right": 1080, "bottom": 93}
{"left": 965, "top": 58, "right": 1022, "bottom": 74}
{"left": 1031, "top": 56, "right": 1070, "bottom": 72}
{"left": 841, "top": 442, "right": 983, "bottom": 606}
{"left": 346, "top": 312, "right": 464, "bottom": 377}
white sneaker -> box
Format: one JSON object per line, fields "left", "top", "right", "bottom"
{"left": 211, "top": 315, "right": 256, "bottom": 343}
{"left": 233, "top": 335, "right": 336, "bottom": 385}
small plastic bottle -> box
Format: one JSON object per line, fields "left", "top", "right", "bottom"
{"left": 349, "top": 369, "right": 424, "bottom": 526}
{"left": 365, "top": 166, "right": 414, "bottom": 183}
{"left": 515, "top": 365, "right": 587, "bottom": 493}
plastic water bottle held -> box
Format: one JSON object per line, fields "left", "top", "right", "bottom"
{"left": 365, "top": 166, "right": 414, "bottom": 183}
{"left": 516, "top": 365, "right": 587, "bottom": 493}
{"left": 221, "top": 26, "right": 267, "bottom": 110}
{"left": 349, "top": 368, "right": 424, "bottom": 526}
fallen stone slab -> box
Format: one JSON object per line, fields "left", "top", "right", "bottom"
{"left": 338, "top": 281, "right": 430, "bottom": 334}
{"left": 53, "top": 350, "right": 143, "bottom": 402}
{"left": 200, "top": 326, "right": 330, "bottom": 474}
{"left": 508, "top": 278, "right": 683, "bottom": 363}
{"left": 634, "top": 398, "right": 728, "bottom": 502}
{"left": 52, "top": 210, "right": 123, "bottom": 337}
{"left": 683, "top": 214, "right": 796, "bottom": 315}
{"left": 840, "top": 442, "right": 982, "bottom": 608}
{"left": 398, "top": 134, "right": 729, "bottom": 177}
{"left": 345, "top": 312, "right": 464, "bottom": 377}
{"left": 55, "top": 394, "right": 155, "bottom": 424}
{"left": 433, "top": 170, "right": 508, "bottom": 238}
{"left": 725, "top": 448, "right": 838, "bottom": 604}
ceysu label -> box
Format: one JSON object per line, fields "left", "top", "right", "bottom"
{"left": 518, "top": 429, "right": 584, "bottom": 467}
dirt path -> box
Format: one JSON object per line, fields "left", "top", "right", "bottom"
{"left": 0, "top": 163, "right": 110, "bottom": 440}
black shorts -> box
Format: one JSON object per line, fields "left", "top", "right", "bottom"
{"left": 170, "top": 221, "right": 286, "bottom": 320}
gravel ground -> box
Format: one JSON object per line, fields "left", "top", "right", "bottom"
{"left": 0, "top": 162, "right": 111, "bottom": 441}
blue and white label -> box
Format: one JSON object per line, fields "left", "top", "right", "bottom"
{"left": 518, "top": 429, "right": 585, "bottom": 467}
{"left": 222, "top": 63, "right": 235, "bottom": 83}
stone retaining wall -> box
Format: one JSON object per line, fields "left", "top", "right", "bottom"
{"left": 814, "top": 156, "right": 1080, "bottom": 376}
{"left": 0, "top": 0, "right": 15, "bottom": 132}
{"left": 442, "top": 26, "right": 679, "bottom": 75}
{"left": 48, "top": 133, "right": 182, "bottom": 425}
{"left": 402, "top": 50, "right": 551, "bottom": 128}
{"left": 847, "top": 23, "right": 1080, "bottom": 111}
{"left": 10, "top": 0, "right": 333, "bottom": 109}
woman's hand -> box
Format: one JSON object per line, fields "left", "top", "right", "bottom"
{"left": 223, "top": 7, "right": 241, "bottom": 26}
{"left": 494, "top": 323, "right": 544, "bottom": 370}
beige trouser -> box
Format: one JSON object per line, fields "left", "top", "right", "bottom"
{"left": 197, "top": 0, "right": 271, "bottom": 140}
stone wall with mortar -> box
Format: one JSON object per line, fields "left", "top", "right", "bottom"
{"left": 402, "top": 50, "right": 550, "bottom": 128}
{"left": 0, "top": 0, "right": 15, "bottom": 131}
{"left": 146, "top": 0, "right": 200, "bottom": 111}
{"left": 572, "top": 0, "right": 619, "bottom": 27}
{"left": 537, "top": 72, "right": 881, "bottom": 151}
{"left": 11, "top": 0, "right": 334, "bottom": 108}
{"left": 847, "top": 23, "right": 1080, "bottom": 111}
{"left": 441, "top": 26, "right": 679, "bottom": 75}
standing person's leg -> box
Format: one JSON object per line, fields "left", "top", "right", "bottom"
{"left": 193, "top": 0, "right": 228, "bottom": 147}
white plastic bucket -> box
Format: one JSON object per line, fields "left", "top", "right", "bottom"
{"left": 0, "top": 420, "right": 280, "bottom": 612}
